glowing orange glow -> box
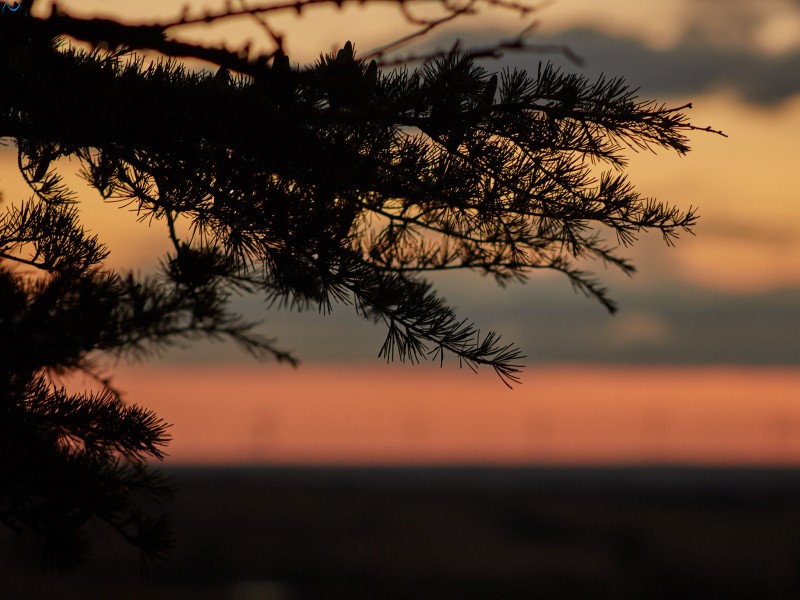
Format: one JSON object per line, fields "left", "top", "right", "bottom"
{"left": 623, "top": 92, "right": 800, "bottom": 293}
{"left": 3, "top": 2, "right": 798, "bottom": 471}
{"left": 3, "top": 91, "right": 799, "bottom": 291}
{"left": 107, "top": 364, "right": 800, "bottom": 466}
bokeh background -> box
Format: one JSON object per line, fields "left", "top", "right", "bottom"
{"left": 3, "top": 1, "right": 800, "bottom": 597}
{"left": 4, "top": 0, "right": 796, "bottom": 466}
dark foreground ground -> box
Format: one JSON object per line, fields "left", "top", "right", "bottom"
{"left": 5, "top": 466, "right": 800, "bottom": 599}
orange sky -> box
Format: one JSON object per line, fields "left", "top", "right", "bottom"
{"left": 4, "top": 1, "right": 800, "bottom": 292}
{"left": 4, "top": 1, "right": 800, "bottom": 466}
{"left": 2, "top": 90, "right": 798, "bottom": 292}
{"left": 99, "top": 364, "right": 800, "bottom": 466}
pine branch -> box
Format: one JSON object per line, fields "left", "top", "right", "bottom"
{"left": 0, "top": 2, "right": 724, "bottom": 569}
{"left": 0, "top": 371, "right": 175, "bottom": 571}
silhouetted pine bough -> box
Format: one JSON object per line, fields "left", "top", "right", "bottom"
{"left": 0, "top": 0, "right": 723, "bottom": 569}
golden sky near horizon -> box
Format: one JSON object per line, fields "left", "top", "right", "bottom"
{"left": 106, "top": 364, "right": 800, "bottom": 465}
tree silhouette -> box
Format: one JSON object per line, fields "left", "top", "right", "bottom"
{"left": 0, "top": 0, "right": 723, "bottom": 569}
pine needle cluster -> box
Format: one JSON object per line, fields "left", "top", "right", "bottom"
{"left": 0, "top": 0, "right": 722, "bottom": 567}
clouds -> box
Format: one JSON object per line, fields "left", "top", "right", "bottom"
{"left": 399, "top": 0, "right": 800, "bottom": 106}
{"left": 522, "top": 0, "right": 800, "bottom": 58}
{"left": 460, "top": 27, "right": 800, "bottom": 106}
{"left": 154, "top": 276, "right": 800, "bottom": 366}
{"left": 506, "top": 282, "right": 800, "bottom": 365}
{"left": 3, "top": 2, "right": 795, "bottom": 369}
{"left": 435, "top": 277, "right": 800, "bottom": 366}
{"left": 679, "top": 0, "right": 800, "bottom": 57}
{"left": 26, "top": 0, "right": 800, "bottom": 106}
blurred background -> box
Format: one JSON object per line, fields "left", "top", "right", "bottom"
{"left": 2, "top": 0, "right": 800, "bottom": 597}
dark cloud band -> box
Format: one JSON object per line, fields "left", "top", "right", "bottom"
{"left": 433, "top": 27, "right": 800, "bottom": 105}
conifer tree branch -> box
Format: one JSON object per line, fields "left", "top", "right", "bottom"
{"left": 0, "top": 0, "right": 723, "bottom": 570}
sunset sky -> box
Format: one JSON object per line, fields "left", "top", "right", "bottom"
{"left": 3, "top": 0, "right": 799, "bottom": 465}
